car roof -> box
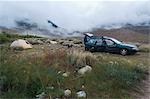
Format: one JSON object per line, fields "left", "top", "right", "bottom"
{"left": 103, "top": 36, "right": 113, "bottom": 39}
{"left": 85, "top": 34, "right": 116, "bottom": 40}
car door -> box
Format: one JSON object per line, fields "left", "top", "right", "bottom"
{"left": 95, "top": 38, "right": 105, "bottom": 52}
{"left": 104, "top": 39, "right": 119, "bottom": 53}
{"left": 85, "top": 38, "right": 97, "bottom": 51}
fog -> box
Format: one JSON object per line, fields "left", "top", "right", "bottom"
{"left": 0, "top": 1, "right": 150, "bottom": 31}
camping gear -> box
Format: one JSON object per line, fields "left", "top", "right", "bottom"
{"left": 10, "top": 39, "right": 32, "bottom": 49}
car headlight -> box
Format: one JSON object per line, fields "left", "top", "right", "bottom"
{"left": 132, "top": 47, "right": 139, "bottom": 50}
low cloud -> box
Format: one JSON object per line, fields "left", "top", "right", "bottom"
{"left": 0, "top": 1, "right": 150, "bottom": 31}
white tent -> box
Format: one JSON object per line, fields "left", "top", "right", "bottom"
{"left": 10, "top": 39, "right": 32, "bottom": 49}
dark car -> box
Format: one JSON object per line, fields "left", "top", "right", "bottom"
{"left": 84, "top": 33, "right": 139, "bottom": 55}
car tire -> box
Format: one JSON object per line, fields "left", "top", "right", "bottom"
{"left": 120, "top": 49, "right": 128, "bottom": 56}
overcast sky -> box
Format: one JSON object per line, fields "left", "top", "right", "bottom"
{"left": 0, "top": 0, "right": 150, "bottom": 31}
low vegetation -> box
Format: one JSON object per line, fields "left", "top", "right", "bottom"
{"left": 139, "top": 44, "right": 150, "bottom": 52}
{"left": 0, "top": 31, "right": 41, "bottom": 44}
{"left": 0, "top": 44, "right": 148, "bottom": 98}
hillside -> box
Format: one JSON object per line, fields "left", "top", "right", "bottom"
{"left": 91, "top": 26, "right": 150, "bottom": 43}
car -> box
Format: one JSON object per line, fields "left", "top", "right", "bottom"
{"left": 84, "top": 33, "right": 139, "bottom": 55}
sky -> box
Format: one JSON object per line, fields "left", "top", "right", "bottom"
{"left": 0, "top": 0, "right": 150, "bottom": 31}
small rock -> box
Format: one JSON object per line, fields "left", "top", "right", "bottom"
{"left": 37, "top": 40, "right": 43, "bottom": 44}
{"left": 73, "top": 39, "right": 82, "bottom": 44}
{"left": 36, "top": 92, "right": 46, "bottom": 99}
{"left": 62, "top": 42, "right": 73, "bottom": 48}
{"left": 45, "top": 39, "right": 51, "bottom": 44}
{"left": 47, "top": 86, "right": 54, "bottom": 90}
{"left": 78, "top": 65, "right": 92, "bottom": 75}
{"left": 81, "top": 85, "right": 85, "bottom": 89}
{"left": 64, "top": 89, "right": 71, "bottom": 96}
{"left": 62, "top": 72, "right": 69, "bottom": 77}
{"left": 57, "top": 71, "right": 62, "bottom": 74}
{"left": 76, "top": 91, "right": 86, "bottom": 98}
{"left": 50, "top": 41, "right": 57, "bottom": 44}
{"left": 41, "top": 47, "right": 44, "bottom": 49}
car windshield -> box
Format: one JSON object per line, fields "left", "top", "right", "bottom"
{"left": 110, "top": 38, "right": 122, "bottom": 44}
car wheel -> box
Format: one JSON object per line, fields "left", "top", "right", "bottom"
{"left": 120, "top": 49, "right": 128, "bottom": 56}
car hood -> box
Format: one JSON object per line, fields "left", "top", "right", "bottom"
{"left": 120, "top": 43, "right": 137, "bottom": 48}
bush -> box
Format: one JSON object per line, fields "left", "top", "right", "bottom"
{"left": 67, "top": 50, "right": 97, "bottom": 68}
{"left": 0, "top": 32, "right": 41, "bottom": 44}
{"left": 0, "top": 33, "right": 10, "bottom": 44}
{"left": 43, "top": 50, "right": 97, "bottom": 71}
{"left": 139, "top": 44, "right": 150, "bottom": 52}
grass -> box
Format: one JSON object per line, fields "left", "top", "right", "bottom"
{"left": 0, "top": 44, "right": 148, "bottom": 98}
{"left": 139, "top": 44, "right": 150, "bottom": 52}
{"left": 0, "top": 31, "right": 41, "bottom": 44}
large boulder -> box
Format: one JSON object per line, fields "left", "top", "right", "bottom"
{"left": 10, "top": 39, "right": 32, "bottom": 50}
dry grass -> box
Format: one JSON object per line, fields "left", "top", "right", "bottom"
{"left": 43, "top": 49, "right": 97, "bottom": 71}
{"left": 68, "top": 50, "right": 97, "bottom": 68}
{"left": 139, "top": 44, "right": 150, "bottom": 52}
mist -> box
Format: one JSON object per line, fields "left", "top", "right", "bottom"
{"left": 0, "top": 1, "right": 150, "bottom": 32}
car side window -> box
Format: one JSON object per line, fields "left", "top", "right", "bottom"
{"left": 96, "top": 39, "right": 102, "bottom": 45}
{"left": 88, "top": 39, "right": 97, "bottom": 44}
{"left": 105, "top": 39, "right": 115, "bottom": 46}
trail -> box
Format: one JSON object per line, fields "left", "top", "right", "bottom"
{"left": 135, "top": 59, "right": 150, "bottom": 99}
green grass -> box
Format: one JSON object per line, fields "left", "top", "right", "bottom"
{"left": 0, "top": 44, "right": 148, "bottom": 98}
{"left": 0, "top": 32, "right": 41, "bottom": 44}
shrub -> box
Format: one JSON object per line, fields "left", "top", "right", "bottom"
{"left": 0, "top": 33, "right": 10, "bottom": 44}
{"left": 139, "top": 44, "right": 150, "bottom": 52}
{"left": 43, "top": 50, "right": 97, "bottom": 71}
{"left": 67, "top": 50, "right": 97, "bottom": 68}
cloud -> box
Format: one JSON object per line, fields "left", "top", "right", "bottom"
{"left": 0, "top": 1, "right": 150, "bottom": 31}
